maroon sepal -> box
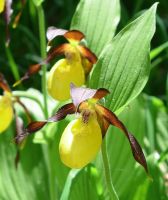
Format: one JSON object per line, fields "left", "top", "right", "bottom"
{"left": 47, "top": 27, "right": 84, "bottom": 44}
{"left": 13, "top": 43, "right": 71, "bottom": 87}
{"left": 95, "top": 104, "right": 148, "bottom": 173}
{"left": 77, "top": 45, "right": 97, "bottom": 64}
{"left": 14, "top": 103, "right": 76, "bottom": 144}
{"left": 0, "top": 73, "right": 11, "bottom": 92}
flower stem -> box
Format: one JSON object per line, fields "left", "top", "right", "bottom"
{"left": 37, "top": 4, "right": 48, "bottom": 118}
{"left": 37, "top": 5, "right": 55, "bottom": 200}
{"left": 101, "top": 137, "right": 119, "bottom": 200}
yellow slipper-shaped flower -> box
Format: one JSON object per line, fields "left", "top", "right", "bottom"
{"left": 59, "top": 114, "right": 102, "bottom": 168}
{"left": 47, "top": 46, "right": 85, "bottom": 101}
{"left": 0, "top": 92, "right": 13, "bottom": 133}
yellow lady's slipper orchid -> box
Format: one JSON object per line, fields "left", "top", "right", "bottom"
{"left": 15, "top": 84, "right": 148, "bottom": 173}
{"left": 0, "top": 0, "right": 5, "bottom": 13}
{"left": 0, "top": 92, "right": 13, "bottom": 133}
{"left": 59, "top": 114, "right": 102, "bottom": 168}
{"left": 47, "top": 46, "right": 85, "bottom": 101}
{"left": 13, "top": 29, "right": 97, "bottom": 101}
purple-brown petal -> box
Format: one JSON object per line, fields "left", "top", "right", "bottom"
{"left": 77, "top": 45, "right": 97, "bottom": 64}
{"left": 64, "top": 30, "right": 85, "bottom": 42}
{"left": 0, "top": 73, "right": 11, "bottom": 92}
{"left": 95, "top": 104, "right": 148, "bottom": 173}
{"left": 93, "top": 88, "right": 109, "bottom": 100}
{"left": 13, "top": 43, "right": 70, "bottom": 87}
{"left": 14, "top": 103, "right": 75, "bottom": 144}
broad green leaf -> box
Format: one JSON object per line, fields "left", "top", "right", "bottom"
{"left": 60, "top": 165, "right": 101, "bottom": 200}
{"left": 89, "top": 4, "right": 157, "bottom": 113}
{"left": 143, "top": 95, "right": 168, "bottom": 154}
{"left": 0, "top": 126, "right": 50, "bottom": 200}
{"left": 71, "top": 0, "right": 120, "bottom": 56}
{"left": 127, "top": 153, "right": 167, "bottom": 200}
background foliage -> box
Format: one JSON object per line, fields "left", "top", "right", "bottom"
{"left": 0, "top": 0, "right": 167, "bottom": 199}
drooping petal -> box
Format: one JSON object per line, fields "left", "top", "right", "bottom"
{"left": 95, "top": 104, "right": 148, "bottom": 173}
{"left": 0, "top": 73, "right": 11, "bottom": 92}
{"left": 13, "top": 43, "right": 70, "bottom": 87}
{"left": 77, "top": 45, "right": 97, "bottom": 64}
{"left": 14, "top": 103, "right": 76, "bottom": 144}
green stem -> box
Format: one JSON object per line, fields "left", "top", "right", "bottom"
{"left": 12, "top": 91, "right": 44, "bottom": 115}
{"left": 101, "top": 138, "right": 119, "bottom": 200}
{"left": 5, "top": 46, "right": 21, "bottom": 82}
{"left": 37, "top": 5, "right": 55, "bottom": 200}
{"left": 37, "top": 4, "right": 48, "bottom": 118}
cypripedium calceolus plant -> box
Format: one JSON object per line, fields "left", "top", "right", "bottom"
{"left": 15, "top": 83, "right": 148, "bottom": 173}
{"left": 0, "top": 72, "right": 31, "bottom": 139}
{"left": 13, "top": 28, "right": 97, "bottom": 101}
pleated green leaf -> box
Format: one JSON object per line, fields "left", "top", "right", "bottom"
{"left": 0, "top": 126, "right": 50, "bottom": 200}
{"left": 60, "top": 166, "right": 101, "bottom": 200}
{"left": 89, "top": 4, "right": 157, "bottom": 113}
{"left": 71, "top": 0, "right": 120, "bottom": 56}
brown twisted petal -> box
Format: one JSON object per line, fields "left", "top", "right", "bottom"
{"left": 13, "top": 43, "right": 70, "bottom": 87}
{"left": 95, "top": 104, "right": 148, "bottom": 173}
{"left": 77, "top": 45, "right": 97, "bottom": 64}
{"left": 14, "top": 103, "right": 76, "bottom": 144}
{"left": 0, "top": 73, "right": 11, "bottom": 92}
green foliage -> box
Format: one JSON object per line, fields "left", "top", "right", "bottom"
{"left": 89, "top": 4, "right": 157, "bottom": 113}
{"left": 0, "top": 0, "right": 167, "bottom": 200}
{"left": 71, "top": 0, "right": 120, "bottom": 56}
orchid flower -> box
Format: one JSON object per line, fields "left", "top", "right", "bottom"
{"left": 0, "top": 73, "right": 31, "bottom": 134}
{"left": 15, "top": 83, "right": 148, "bottom": 173}
{"left": 13, "top": 29, "right": 97, "bottom": 101}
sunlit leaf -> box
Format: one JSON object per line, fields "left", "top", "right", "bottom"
{"left": 89, "top": 4, "right": 157, "bottom": 113}
{"left": 71, "top": 0, "right": 121, "bottom": 56}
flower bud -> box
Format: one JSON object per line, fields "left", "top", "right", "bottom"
{"left": 59, "top": 115, "right": 102, "bottom": 168}
{"left": 0, "top": 92, "right": 13, "bottom": 133}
